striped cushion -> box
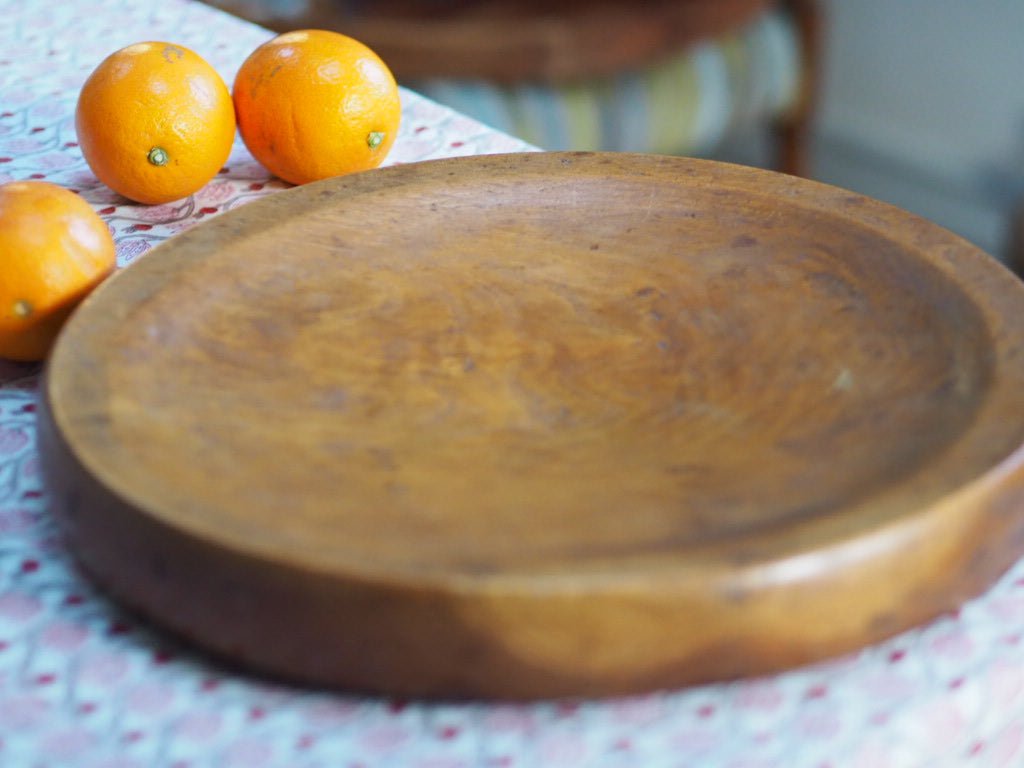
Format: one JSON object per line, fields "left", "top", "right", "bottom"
{"left": 406, "top": 9, "right": 801, "bottom": 155}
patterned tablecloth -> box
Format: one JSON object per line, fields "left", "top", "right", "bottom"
{"left": 2, "top": 2, "right": 1024, "bottom": 766}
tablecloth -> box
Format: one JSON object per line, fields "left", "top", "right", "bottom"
{"left": 2, "top": 1, "right": 1024, "bottom": 766}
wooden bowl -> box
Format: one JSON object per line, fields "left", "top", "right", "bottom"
{"left": 38, "top": 153, "right": 1024, "bottom": 699}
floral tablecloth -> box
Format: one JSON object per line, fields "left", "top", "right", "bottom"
{"left": 2, "top": 1, "right": 1024, "bottom": 766}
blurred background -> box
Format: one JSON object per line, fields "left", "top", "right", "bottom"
{"left": 810, "top": 0, "right": 1024, "bottom": 272}
{"left": 206, "top": 0, "right": 1024, "bottom": 273}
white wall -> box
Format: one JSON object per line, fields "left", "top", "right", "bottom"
{"left": 811, "top": 0, "right": 1024, "bottom": 259}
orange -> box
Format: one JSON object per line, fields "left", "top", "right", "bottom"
{"left": 233, "top": 30, "right": 401, "bottom": 185}
{"left": 75, "top": 42, "right": 236, "bottom": 205}
{"left": 0, "top": 181, "right": 116, "bottom": 361}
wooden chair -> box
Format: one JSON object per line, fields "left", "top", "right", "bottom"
{"left": 211, "top": 0, "right": 821, "bottom": 175}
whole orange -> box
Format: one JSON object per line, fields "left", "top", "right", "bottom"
{"left": 75, "top": 42, "right": 236, "bottom": 205}
{"left": 0, "top": 181, "right": 116, "bottom": 361}
{"left": 233, "top": 30, "right": 401, "bottom": 185}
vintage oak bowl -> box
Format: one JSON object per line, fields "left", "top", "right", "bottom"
{"left": 38, "top": 153, "right": 1024, "bottom": 699}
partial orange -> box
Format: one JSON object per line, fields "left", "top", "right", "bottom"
{"left": 76, "top": 42, "right": 236, "bottom": 205}
{"left": 0, "top": 181, "right": 116, "bottom": 361}
{"left": 233, "top": 30, "right": 401, "bottom": 185}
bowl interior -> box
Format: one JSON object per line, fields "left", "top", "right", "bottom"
{"left": 72, "top": 163, "right": 999, "bottom": 574}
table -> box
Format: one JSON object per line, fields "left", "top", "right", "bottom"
{"left": 2, "top": 2, "right": 1024, "bottom": 766}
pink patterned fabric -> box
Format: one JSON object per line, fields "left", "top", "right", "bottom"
{"left": 1, "top": 1, "right": 1023, "bottom": 765}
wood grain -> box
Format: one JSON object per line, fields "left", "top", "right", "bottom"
{"left": 38, "top": 152, "right": 1024, "bottom": 699}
